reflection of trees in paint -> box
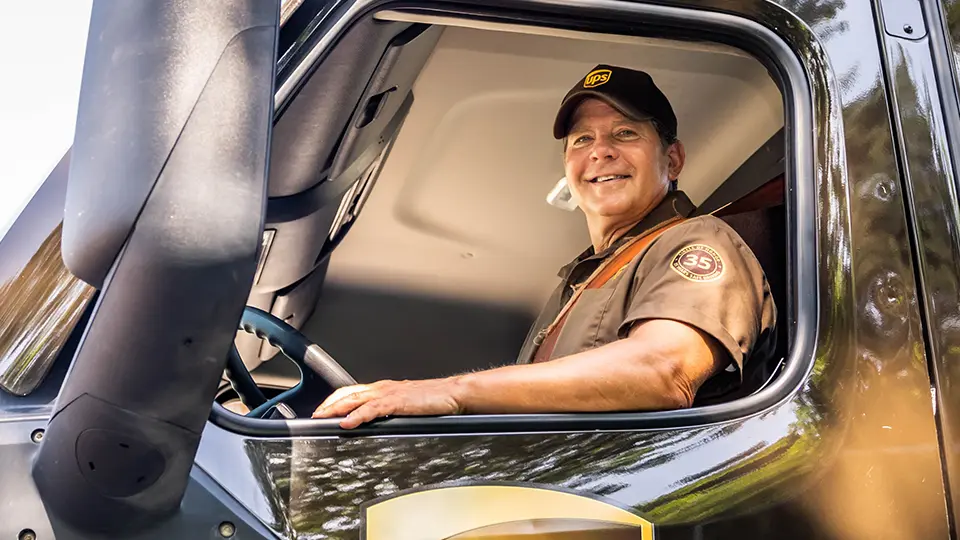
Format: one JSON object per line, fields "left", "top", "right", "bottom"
{"left": 0, "top": 224, "right": 94, "bottom": 396}
{"left": 836, "top": 6, "right": 954, "bottom": 447}
{"left": 243, "top": 441, "right": 295, "bottom": 537}
{"left": 925, "top": 1, "right": 960, "bottom": 395}
{"left": 242, "top": 413, "right": 826, "bottom": 539}
{"left": 946, "top": 0, "right": 960, "bottom": 62}
{"left": 935, "top": 0, "right": 960, "bottom": 444}
{"left": 778, "top": 0, "right": 848, "bottom": 40}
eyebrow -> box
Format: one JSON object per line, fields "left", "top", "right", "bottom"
{"left": 574, "top": 113, "right": 648, "bottom": 129}
{"left": 569, "top": 117, "right": 647, "bottom": 136}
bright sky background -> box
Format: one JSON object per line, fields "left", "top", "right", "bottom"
{"left": 0, "top": 1, "right": 92, "bottom": 238}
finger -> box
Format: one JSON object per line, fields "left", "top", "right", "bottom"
{"left": 312, "top": 389, "right": 375, "bottom": 418}
{"left": 340, "top": 399, "right": 393, "bottom": 429}
{"left": 317, "top": 384, "right": 370, "bottom": 411}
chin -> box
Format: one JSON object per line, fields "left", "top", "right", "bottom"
{"left": 584, "top": 200, "right": 637, "bottom": 219}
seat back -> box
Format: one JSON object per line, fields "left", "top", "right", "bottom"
{"left": 717, "top": 203, "right": 788, "bottom": 396}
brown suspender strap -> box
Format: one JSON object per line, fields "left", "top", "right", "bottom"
{"left": 531, "top": 216, "right": 686, "bottom": 363}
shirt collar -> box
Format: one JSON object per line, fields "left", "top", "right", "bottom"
{"left": 558, "top": 190, "right": 696, "bottom": 279}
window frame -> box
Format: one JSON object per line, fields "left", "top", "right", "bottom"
{"left": 208, "top": 0, "right": 820, "bottom": 437}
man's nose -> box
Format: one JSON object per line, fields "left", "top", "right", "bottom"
{"left": 590, "top": 136, "right": 619, "bottom": 161}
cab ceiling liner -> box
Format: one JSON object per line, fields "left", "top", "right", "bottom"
{"left": 36, "top": 0, "right": 278, "bottom": 534}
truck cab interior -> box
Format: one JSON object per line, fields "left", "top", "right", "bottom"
{"left": 216, "top": 8, "right": 790, "bottom": 418}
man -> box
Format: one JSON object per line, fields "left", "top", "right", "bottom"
{"left": 313, "top": 64, "right": 777, "bottom": 428}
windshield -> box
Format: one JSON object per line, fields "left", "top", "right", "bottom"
{"left": 0, "top": 1, "right": 91, "bottom": 239}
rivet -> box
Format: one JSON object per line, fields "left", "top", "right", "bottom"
{"left": 904, "top": 24, "right": 914, "bottom": 34}
{"left": 19, "top": 530, "right": 37, "bottom": 540}
{"left": 30, "top": 430, "right": 44, "bottom": 444}
{"left": 218, "top": 522, "right": 236, "bottom": 538}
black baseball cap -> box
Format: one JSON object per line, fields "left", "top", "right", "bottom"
{"left": 553, "top": 64, "right": 677, "bottom": 141}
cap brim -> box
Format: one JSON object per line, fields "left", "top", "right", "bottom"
{"left": 553, "top": 91, "right": 653, "bottom": 139}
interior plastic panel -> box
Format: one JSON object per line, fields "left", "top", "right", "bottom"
{"left": 239, "top": 93, "right": 413, "bottom": 368}
{"left": 253, "top": 202, "right": 342, "bottom": 294}
{"left": 266, "top": 18, "right": 413, "bottom": 198}
{"left": 251, "top": 21, "right": 439, "bottom": 298}
{"left": 258, "top": 258, "right": 330, "bottom": 361}
{"left": 238, "top": 22, "right": 442, "bottom": 368}
{"left": 696, "top": 129, "right": 785, "bottom": 216}
{"left": 330, "top": 24, "right": 442, "bottom": 179}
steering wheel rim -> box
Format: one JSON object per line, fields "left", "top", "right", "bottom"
{"left": 224, "top": 306, "right": 358, "bottom": 418}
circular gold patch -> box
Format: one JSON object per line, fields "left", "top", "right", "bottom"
{"left": 671, "top": 244, "right": 724, "bottom": 282}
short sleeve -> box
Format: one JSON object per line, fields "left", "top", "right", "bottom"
{"left": 618, "top": 216, "right": 777, "bottom": 374}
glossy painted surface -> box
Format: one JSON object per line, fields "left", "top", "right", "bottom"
{"left": 192, "top": 0, "right": 945, "bottom": 539}
{"left": 902, "top": 0, "right": 960, "bottom": 529}
{"left": 803, "top": 0, "right": 950, "bottom": 533}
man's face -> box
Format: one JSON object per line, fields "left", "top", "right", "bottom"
{"left": 563, "top": 99, "right": 683, "bottom": 223}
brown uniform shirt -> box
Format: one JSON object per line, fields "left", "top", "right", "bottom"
{"left": 516, "top": 191, "right": 777, "bottom": 403}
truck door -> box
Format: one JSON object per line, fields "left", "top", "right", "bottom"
{"left": 896, "top": 0, "right": 960, "bottom": 531}
{"left": 194, "top": 1, "right": 950, "bottom": 539}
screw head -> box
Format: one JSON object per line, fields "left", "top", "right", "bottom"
{"left": 904, "top": 24, "right": 914, "bottom": 34}
{"left": 30, "top": 429, "right": 44, "bottom": 444}
{"left": 218, "top": 522, "right": 235, "bottom": 538}
{"left": 19, "top": 529, "right": 36, "bottom": 540}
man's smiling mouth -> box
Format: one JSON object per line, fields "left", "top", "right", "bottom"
{"left": 588, "top": 174, "right": 630, "bottom": 183}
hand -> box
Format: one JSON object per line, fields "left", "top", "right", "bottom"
{"left": 311, "top": 377, "right": 465, "bottom": 429}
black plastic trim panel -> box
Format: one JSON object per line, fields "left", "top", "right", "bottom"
{"left": 265, "top": 93, "right": 413, "bottom": 223}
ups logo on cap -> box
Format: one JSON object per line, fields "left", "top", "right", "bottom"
{"left": 583, "top": 69, "right": 612, "bottom": 88}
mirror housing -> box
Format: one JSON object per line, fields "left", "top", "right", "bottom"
{"left": 32, "top": 0, "right": 279, "bottom": 534}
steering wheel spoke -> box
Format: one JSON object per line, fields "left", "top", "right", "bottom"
{"left": 222, "top": 306, "right": 359, "bottom": 418}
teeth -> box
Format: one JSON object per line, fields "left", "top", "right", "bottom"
{"left": 592, "top": 175, "right": 627, "bottom": 183}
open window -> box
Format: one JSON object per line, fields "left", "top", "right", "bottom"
{"left": 212, "top": 3, "right": 799, "bottom": 432}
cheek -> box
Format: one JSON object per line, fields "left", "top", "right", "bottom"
{"left": 563, "top": 153, "right": 584, "bottom": 182}
{"left": 628, "top": 148, "right": 666, "bottom": 179}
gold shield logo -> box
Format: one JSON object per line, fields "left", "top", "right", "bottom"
{"left": 361, "top": 484, "right": 654, "bottom": 539}
{"left": 583, "top": 69, "right": 612, "bottom": 88}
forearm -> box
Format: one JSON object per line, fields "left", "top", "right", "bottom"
{"left": 312, "top": 320, "right": 719, "bottom": 427}
{"left": 451, "top": 338, "right": 690, "bottom": 414}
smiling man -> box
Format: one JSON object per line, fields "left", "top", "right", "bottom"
{"left": 313, "top": 64, "right": 777, "bottom": 428}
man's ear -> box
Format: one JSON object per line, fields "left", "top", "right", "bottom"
{"left": 666, "top": 140, "right": 686, "bottom": 180}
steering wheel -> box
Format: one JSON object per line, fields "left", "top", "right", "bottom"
{"left": 223, "top": 306, "right": 357, "bottom": 418}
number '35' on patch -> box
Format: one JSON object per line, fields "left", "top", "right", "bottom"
{"left": 671, "top": 244, "right": 725, "bottom": 282}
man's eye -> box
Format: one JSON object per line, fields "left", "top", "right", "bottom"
{"left": 573, "top": 135, "right": 592, "bottom": 145}
{"left": 616, "top": 129, "right": 638, "bottom": 138}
